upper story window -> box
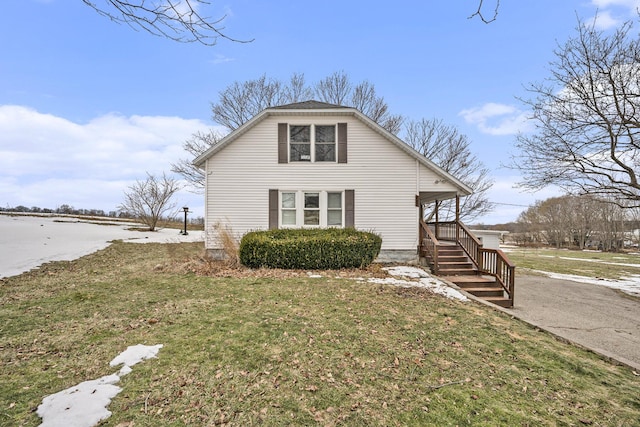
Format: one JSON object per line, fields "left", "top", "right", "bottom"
{"left": 289, "top": 125, "right": 336, "bottom": 162}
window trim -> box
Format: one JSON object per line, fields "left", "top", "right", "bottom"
{"left": 288, "top": 124, "right": 337, "bottom": 163}
{"left": 279, "top": 190, "right": 344, "bottom": 228}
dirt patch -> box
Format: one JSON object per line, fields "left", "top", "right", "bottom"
{"left": 162, "top": 249, "right": 393, "bottom": 280}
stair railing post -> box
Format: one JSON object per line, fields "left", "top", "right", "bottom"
{"left": 435, "top": 200, "right": 440, "bottom": 239}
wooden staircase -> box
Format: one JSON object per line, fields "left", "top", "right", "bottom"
{"left": 425, "top": 243, "right": 513, "bottom": 308}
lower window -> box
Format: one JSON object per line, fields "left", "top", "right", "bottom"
{"left": 281, "top": 191, "right": 343, "bottom": 227}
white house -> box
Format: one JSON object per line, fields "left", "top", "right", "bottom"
{"left": 193, "top": 101, "right": 472, "bottom": 262}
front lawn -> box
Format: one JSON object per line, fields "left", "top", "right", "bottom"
{"left": 1, "top": 242, "right": 638, "bottom": 426}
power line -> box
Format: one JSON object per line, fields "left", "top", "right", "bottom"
{"left": 493, "top": 202, "right": 530, "bottom": 208}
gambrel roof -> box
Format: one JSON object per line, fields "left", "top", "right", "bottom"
{"left": 193, "top": 100, "right": 473, "bottom": 199}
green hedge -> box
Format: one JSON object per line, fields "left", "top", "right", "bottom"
{"left": 239, "top": 228, "right": 382, "bottom": 269}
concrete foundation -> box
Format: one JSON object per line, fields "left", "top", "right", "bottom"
{"left": 207, "top": 248, "right": 420, "bottom": 265}
{"left": 375, "top": 250, "right": 419, "bottom": 264}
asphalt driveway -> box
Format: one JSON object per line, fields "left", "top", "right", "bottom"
{"left": 508, "top": 274, "right": 640, "bottom": 371}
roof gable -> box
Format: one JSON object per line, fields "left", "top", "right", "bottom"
{"left": 193, "top": 101, "right": 473, "bottom": 196}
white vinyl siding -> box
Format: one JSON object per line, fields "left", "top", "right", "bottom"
{"left": 204, "top": 114, "right": 462, "bottom": 252}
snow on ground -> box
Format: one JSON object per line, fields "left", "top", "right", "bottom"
{"left": 37, "top": 344, "right": 163, "bottom": 427}
{"left": 0, "top": 214, "right": 204, "bottom": 278}
{"left": 110, "top": 343, "right": 164, "bottom": 376}
{"left": 369, "top": 266, "right": 469, "bottom": 302}
{"left": 531, "top": 270, "right": 640, "bottom": 297}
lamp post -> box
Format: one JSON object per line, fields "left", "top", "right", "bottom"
{"left": 181, "top": 206, "right": 189, "bottom": 235}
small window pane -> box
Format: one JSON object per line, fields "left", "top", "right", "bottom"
{"left": 282, "top": 210, "right": 296, "bottom": 225}
{"left": 304, "top": 193, "right": 319, "bottom": 208}
{"left": 290, "top": 143, "right": 311, "bottom": 162}
{"left": 328, "top": 192, "right": 342, "bottom": 209}
{"left": 282, "top": 192, "right": 296, "bottom": 209}
{"left": 315, "top": 143, "right": 335, "bottom": 162}
{"left": 290, "top": 125, "right": 310, "bottom": 142}
{"left": 315, "top": 125, "right": 335, "bottom": 142}
{"left": 328, "top": 210, "right": 342, "bottom": 226}
{"left": 304, "top": 210, "right": 320, "bottom": 225}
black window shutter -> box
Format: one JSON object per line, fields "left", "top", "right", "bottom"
{"left": 269, "top": 189, "right": 279, "bottom": 229}
{"left": 278, "top": 123, "right": 288, "bottom": 163}
{"left": 338, "top": 123, "right": 347, "bottom": 163}
{"left": 345, "top": 189, "right": 354, "bottom": 227}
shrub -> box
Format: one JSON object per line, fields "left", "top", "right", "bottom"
{"left": 239, "top": 228, "right": 382, "bottom": 269}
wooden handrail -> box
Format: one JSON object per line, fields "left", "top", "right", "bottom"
{"left": 479, "top": 248, "right": 516, "bottom": 302}
{"left": 456, "top": 221, "right": 483, "bottom": 271}
{"left": 424, "top": 219, "right": 516, "bottom": 303}
{"left": 419, "top": 220, "right": 440, "bottom": 274}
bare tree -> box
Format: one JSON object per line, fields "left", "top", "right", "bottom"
{"left": 404, "top": 118, "right": 494, "bottom": 222}
{"left": 315, "top": 71, "right": 352, "bottom": 106}
{"left": 283, "top": 73, "right": 314, "bottom": 104}
{"left": 209, "top": 71, "right": 402, "bottom": 134}
{"left": 515, "top": 203, "right": 544, "bottom": 245}
{"left": 314, "top": 71, "right": 404, "bottom": 134}
{"left": 211, "top": 74, "right": 287, "bottom": 131}
{"left": 82, "top": 0, "right": 252, "bottom": 45}
{"left": 513, "top": 18, "right": 640, "bottom": 208}
{"left": 626, "top": 206, "right": 640, "bottom": 248}
{"left": 119, "top": 172, "right": 182, "bottom": 231}
{"left": 171, "top": 130, "right": 225, "bottom": 191}
{"left": 515, "top": 194, "right": 629, "bottom": 249}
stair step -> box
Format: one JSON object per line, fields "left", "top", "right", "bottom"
{"left": 448, "top": 275, "right": 494, "bottom": 284}
{"left": 462, "top": 287, "right": 505, "bottom": 297}
{"left": 439, "top": 262, "right": 473, "bottom": 268}
{"left": 421, "top": 240, "right": 515, "bottom": 308}
{"left": 438, "top": 268, "right": 476, "bottom": 275}
{"left": 483, "top": 297, "right": 513, "bottom": 308}
{"left": 438, "top": 250, "right": 465, "bottom": 256}
{"left": 438, "top": 256, "right": 469, "bottom": 262}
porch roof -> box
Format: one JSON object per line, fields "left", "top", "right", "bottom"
{"left": 418, "top": 191, "right": 461, "bottom": 204}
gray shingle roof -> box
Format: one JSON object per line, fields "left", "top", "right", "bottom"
{"left": 271, "top": 100, "right": 348, "bottom": 110}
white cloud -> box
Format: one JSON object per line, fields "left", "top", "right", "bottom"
{"left": 591, "top": 0, "right": 640, "bottom": 9}
{"left": 589, "top": 0, "right": 640, "bottom": 29}
{"left": 210, "top": 54, "right": 235, "bottom": 64}
{"left": 592, "top": 10, "right": 622, "bottom": 29}
{"left": 458, "top": 103, "right": 532, "bottom": 136}
{"left": 0, "top": 105, "right": 214, "bottom": 214}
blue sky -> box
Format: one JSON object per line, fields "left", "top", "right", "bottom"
{"left": 1, "top": 0, "right": 638, "bottom": 224}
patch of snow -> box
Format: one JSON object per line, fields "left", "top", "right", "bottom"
{"left": 0, "top": 215, "right": 203, "bottom": 278}
{"left": 37, "top": 374, "right": 121, "bottom": 427}
{"left": 384, "top": 266, "right": 429, "bottom": 279}
{"left": 307, "top": 272, "right": 323, "bottom": 278}
{"left": 553, "top": 256, "right": 640, "bottom": 268}
{"left": 368, "top": 266, "right": 468, "bottom": 302}
{"left": 109, "top": 344, "right": 163, "bottom": 375}
{"left": 531, "top": 270, "right": 640, "bottom": 297}
{"left": 37, "top": 344, "right": 163, "bottom": 427}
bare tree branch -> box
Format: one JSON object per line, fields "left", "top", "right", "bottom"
{"left": 171, "top": 130, "right": 225, "bottom": 192}
{"left": 468, "top": 0, "right": 500, "bottom": 24}
{"left": 404, "top": 118, "right": 494, "bottom": 222}
{"left": 82, "top": 0, "right": 253, "bottom": 45}
{"left": 512, "top": 18, "right": 640, "bottom": 208}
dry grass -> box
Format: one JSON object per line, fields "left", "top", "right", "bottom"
{"left": 505, "top": 247, "right": 640, "bottom": 280}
